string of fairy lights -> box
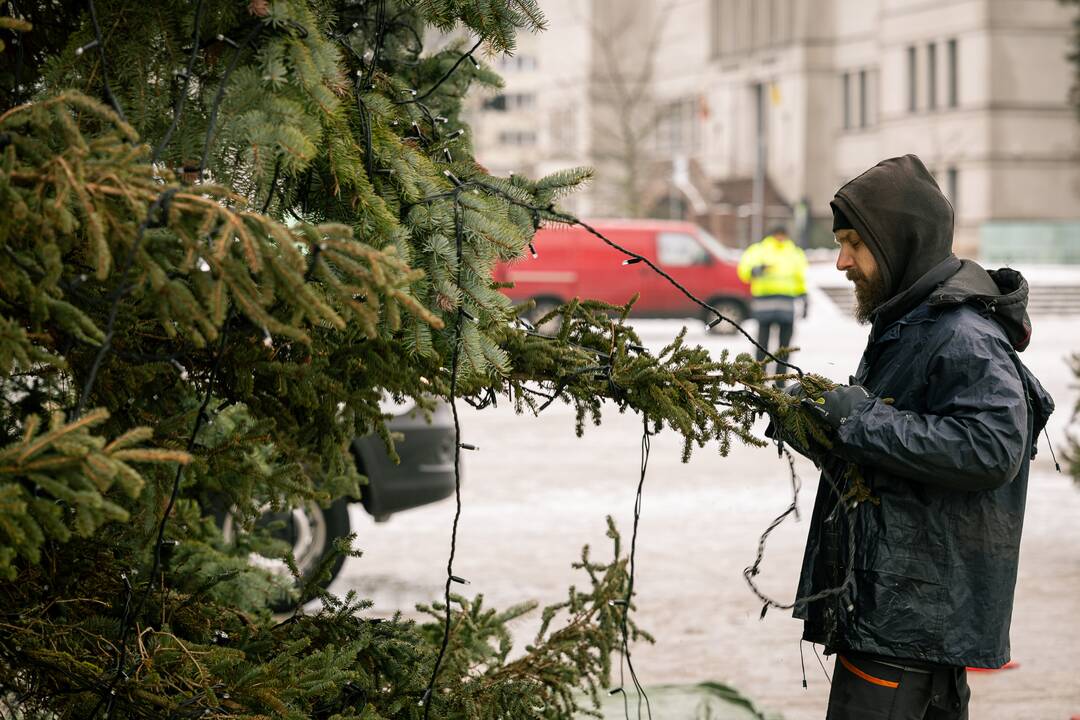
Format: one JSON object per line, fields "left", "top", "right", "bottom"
{"left": 47, "top": 1, "right": 858, "bottom": 718}
{"left": 420, "top": 188, "right": 471, "bottom": 718}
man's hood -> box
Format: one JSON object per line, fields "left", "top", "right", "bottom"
{"left": 927, "top": 260, "right": 1034, "bottom": 352}
{"left": 929, "top": 261, "right": 1051, "bottom": 439}
{"left": 830, "top": 154, "right": 955, "bottom": 299}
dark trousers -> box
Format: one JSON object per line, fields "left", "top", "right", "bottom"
{"left": 827, "top": 653, "right": 970, "bottom": 720}
{"left": 753, "top": 308, "right": 795, "bottom": 375}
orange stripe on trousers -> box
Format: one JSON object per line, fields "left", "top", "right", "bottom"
{"left": 839, "top": 655, "right": 901, "bottom": 689}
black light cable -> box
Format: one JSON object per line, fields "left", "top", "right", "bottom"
{"left": 84, "top": 0, "right": 125, "bottom": 122}
{"left": 612, "top": 417, "right": 654, "bottom": 720}
{"left": 422, "top": 190, "right": 469, "bottom": 719}
{"left": 198, "top": 23, "right": 264, "bottom": 181}
{"left": 395, "top": 37, "right": 485, "bottom": 106}
{"left": 152, "top": 0, "right": 204, "bottom": 165}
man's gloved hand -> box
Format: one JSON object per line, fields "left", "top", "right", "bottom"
{"left": 751, "top": 264, "right": 770, "bottom": 278}
{"left": 801, "top": 296, "right": 810, "bottom": 319}
{"left": 802, "top": 384, "right": 874, "bottom": 430}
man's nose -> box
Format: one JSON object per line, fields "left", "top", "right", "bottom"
{"left": 836, "top": 247, "right": 854, "bottom": 272}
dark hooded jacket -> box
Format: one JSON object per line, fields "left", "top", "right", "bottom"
{"left": 796, "top": 155, "right": 1055, "bottom": 667}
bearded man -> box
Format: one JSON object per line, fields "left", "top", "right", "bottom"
{"left": 791, "top": 155, "right": 1054, "bottom": 719}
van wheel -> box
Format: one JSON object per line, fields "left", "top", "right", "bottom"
{"left": 704, "top": 299, "right": 748, "bottom": 335}
{"left": 527, "top": 297, "right": 565, "bottom": 334}
{"left": 219, "top": 497, "right": 352, "bottom": 612}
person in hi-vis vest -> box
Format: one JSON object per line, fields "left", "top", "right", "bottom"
{"left": 737, "top": 226, "right": 809, "bottom": 383}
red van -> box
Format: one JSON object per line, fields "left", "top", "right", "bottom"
{"left": 494, "top": 219, "right": 751, "bottom": 333}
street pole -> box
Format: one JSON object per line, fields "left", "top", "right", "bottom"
{"left": 751, "top": 82, "right": 766, "bottom": 247}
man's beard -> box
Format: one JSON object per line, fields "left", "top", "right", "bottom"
{"left": 848, "top": 269, "right": 890, "bottom": 324}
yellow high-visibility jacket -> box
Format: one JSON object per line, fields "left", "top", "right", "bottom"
{"left": 737, "top": 235, "right": 808, "bottom": 297}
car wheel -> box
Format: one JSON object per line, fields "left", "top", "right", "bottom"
{"left": 705, "top": 298, "right": 748, "bottom": 336}
{"left": 220, "top": 497, "right": 352, "bottom": 611}
{"left": 527, "top": 297, "right": 565, "bottom": 334}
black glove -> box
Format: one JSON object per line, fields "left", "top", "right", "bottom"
{"left": 801, "top": 296, "right": 810, "bottom": 319}
{"left": 802, "top": 385, "right": 873, "bottom": 430}
{"left": 751, "top": 264, "right": 769, "bottom": 278}
{"left": 782, "top": 382, "right": 803, "bottom": 400}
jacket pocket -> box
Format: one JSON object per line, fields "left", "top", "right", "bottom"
{"left": 852, "top": 568, "right": 947, "bottom": 654}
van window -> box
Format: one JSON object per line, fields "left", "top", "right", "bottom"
{"left": 658, "top": 232, "right": 710, "bottom": 267}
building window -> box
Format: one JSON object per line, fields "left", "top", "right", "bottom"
{"left": 858, "top": 69, "right": 869, "bottom": 127}
{"left": 498, "top": 55, "right": 537, "bottom": 71}
{"left": 749, "top": 0, "right": 757, "bottom": 50}
{"left": 771, "top": 0, "right": 786, "bottom": 44}
{"left": 927, "top": 42, "right": 938, "bottom": 110}
{"left": 946, "top": 167, "right": 959, "bottom": 214}
{"left": 709, "top": 0, "right": 722, "bottom": 57}
{"left": 655, "top": 97, "right": 702, "bottom": 153}
{"left": 947, "top": 38, "right": 959, "bottom": 108}
{"left": 724, "top": 0, "right": 738, "bottom": 54}
{"left": 549, "top": 106, "right": 577, "bottom": 154}
{"left": 497, "top": 130, "right": 537, "bottom": 146}
{"left": 753, "top": 0, "right": 770, "bottom": 49}
{"left": 482, "top": 93, "right": 535, "bottom": 112}
{"left": 713, "top": 0, "right": 747, "bottom": 56}
{"left": 738, "top": 0, "right": 752, "bottom": 53}
{"left": 842, "top": 69, "right": 875, "bottom": 131}
{"left": 907, "top": 45, "right": 918, "bottom": 112}
{"left": 842, "top": 73, "right": 852, "bottom": 130}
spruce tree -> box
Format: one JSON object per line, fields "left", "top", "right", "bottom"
{"left": 0, "top": 2, "right": 835, "bottom": 717}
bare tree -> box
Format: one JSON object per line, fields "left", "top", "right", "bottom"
{"left": 583, "top": 0, "right": 674, "bottom": 217}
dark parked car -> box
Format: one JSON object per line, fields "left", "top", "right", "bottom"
{"left": 219, "top": 399, "right": 457, "bottom": 603}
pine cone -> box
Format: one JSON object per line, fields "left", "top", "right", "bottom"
{"left": 248, "top": 0, "right": 269, "bottom": 17}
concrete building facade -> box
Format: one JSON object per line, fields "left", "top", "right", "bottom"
{"left": 467, "top": 0, "right": 1080, "bottom": 258}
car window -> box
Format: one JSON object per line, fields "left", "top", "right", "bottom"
{"left": 657, "top": 232, "right": 710, "bottom": 267}
{"left": 697, "top": 227, "right": 742, "bottom": 262}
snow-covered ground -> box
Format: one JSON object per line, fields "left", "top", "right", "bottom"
{"left": 331, "top": 277, "right": 1080, "bottom": 720}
